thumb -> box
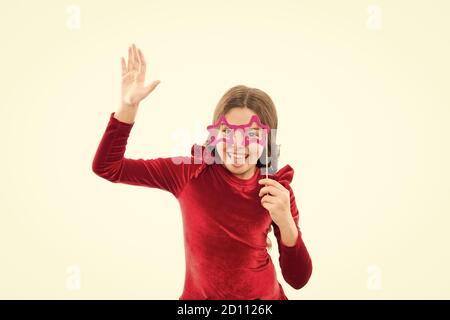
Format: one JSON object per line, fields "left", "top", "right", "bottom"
{"left": 143, "top": 80, "right": 161, "bottom": 98}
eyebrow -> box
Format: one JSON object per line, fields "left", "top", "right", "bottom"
{"left": 220, "top": 126, "right": 261, "bottom": 130}
{"left": 220, "top": 125, "right": 263, "bottom": 131}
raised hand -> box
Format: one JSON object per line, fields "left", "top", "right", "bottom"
{"left": 121, "top": 44, "right": 161, "bottom": 107}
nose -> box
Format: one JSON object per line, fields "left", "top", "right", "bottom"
{"left": 228, "top": 129, "right": 246, "bottom": 153}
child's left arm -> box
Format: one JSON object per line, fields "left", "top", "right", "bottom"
{"left": 259, "top": 170, "right": 313, "bottom": 290}
{"left": 272, "top": 183, "right": 313, "bottom": 290}
{"left": 273, "top": 185, "right": 312, "bottom": 289}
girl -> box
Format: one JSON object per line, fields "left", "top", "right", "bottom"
{"left": 92, "top": 44, "right": 313, "bottom": 300}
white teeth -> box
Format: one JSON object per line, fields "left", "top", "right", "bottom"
{"left": 226, "top": 152, "right": 247, "bottom": 160}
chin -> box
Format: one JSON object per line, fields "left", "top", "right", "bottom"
{"left": 219, "top": 150, "right": 260, "bottom": 176}
{"left": 225, "top": 163, "right": 247, "bottom": 172}
{"left": 224, "top": 162, "right": 256, "bottom": 174}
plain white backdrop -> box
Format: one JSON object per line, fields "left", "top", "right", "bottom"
{"left": 1, "top": 0, "right": 449, "bottom": 299}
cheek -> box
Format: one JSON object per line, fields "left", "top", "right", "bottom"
{"left": 247, "top": 143, "right": 263, "bottom": 160}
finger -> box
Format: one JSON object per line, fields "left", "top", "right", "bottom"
{"left": 137, "top": 48, "right": 146, "bottom": 75}
{"left": 261, "top": 201, "right": 275, "bottom": 212}
{"left": 259, "top": 185, "right": 283, "bottom": 197}
{"left": 258, "top": 178, "right": 285, "bottom": 191}
{"left": 136, "top": 49, "right": 146, "bottom": 82}
{"left": 132, "top": 44, "right": 139, "bottom": 71}
{"left": 136, "top": 47, "right": 142, "bottom": 72}
{"left": 261, "top": 194, "right": 277, "bottom": 204}
{"left": 128, "top": 46, "right": 134, "bottom": 71}
{"left": 121, "top": 57, "right": 127, "bottom": 76}
{"left": 142, "top": 80, "right": 161, "bottom": 99}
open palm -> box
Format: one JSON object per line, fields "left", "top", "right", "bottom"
{"left": 121, "top": 44, "right": 160, "bottom": 107}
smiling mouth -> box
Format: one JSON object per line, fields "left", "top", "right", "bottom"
{"left": 226, "top": 152, "right": 249, "bottom": 161}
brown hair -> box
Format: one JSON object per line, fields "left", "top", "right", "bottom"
{"left": 204, "top": 84, "right": 281, "bottom": 250}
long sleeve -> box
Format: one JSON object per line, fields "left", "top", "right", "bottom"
{"left": 92, "top": 112, "right": 202, "bottom": 197}
{"left": 272, "top": 165, "right": 313, "bottom": 290}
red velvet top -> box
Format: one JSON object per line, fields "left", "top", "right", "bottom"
{"left": 92, "top": 112, "right": 313, "bottom": 300}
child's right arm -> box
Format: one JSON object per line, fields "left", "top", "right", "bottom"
{"left": 92, "top": 44, "right": 197, "bottom": 197}
{"left": 92, "top": 111, "right": 195, "bottom": 197}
